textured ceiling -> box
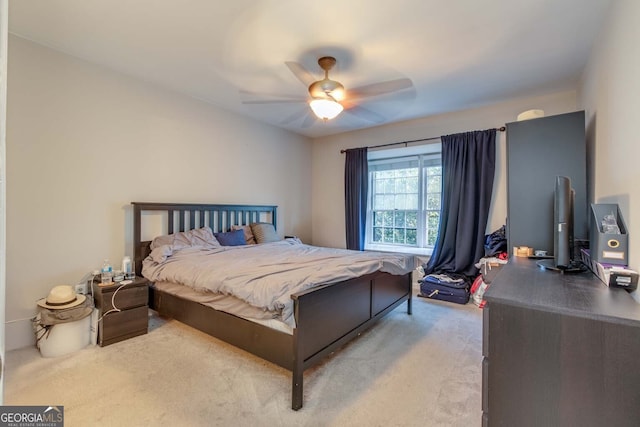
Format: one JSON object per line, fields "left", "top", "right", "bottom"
{"left": 8, "top": 0, "right": 613, "bottom": 138}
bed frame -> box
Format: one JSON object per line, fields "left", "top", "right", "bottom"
{"left": 132, "top": 202, "right": 412, "bottom": 410}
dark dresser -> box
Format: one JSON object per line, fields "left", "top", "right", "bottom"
{"left": 93, "top": 277, "right": 149, "bottom": 346}
{"left": 483, "top": 257, "right": 640, "bottom": 427}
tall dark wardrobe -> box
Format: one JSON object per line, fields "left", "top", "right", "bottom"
{"left": 506, "top": 110, "right": 587, "bottom": 255}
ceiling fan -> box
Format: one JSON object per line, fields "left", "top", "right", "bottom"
{"left": 241, "top": 56, "right": 413, "bottom": 127}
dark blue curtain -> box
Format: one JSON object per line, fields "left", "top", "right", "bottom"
{"left": 424, "top": 129, "right": 496, "bottom": 276}
{"left": 344, "top": 147, "right": 368, "bottom": 250}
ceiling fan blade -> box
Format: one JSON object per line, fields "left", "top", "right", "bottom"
{"left": 242, "top": 99, "right": 306, "bottom": 104}
{"left": 240, "top": 89, "right": 306, "bottom": 105}
{"left": 301, "top": 111, "right": 317, "bottom": 128}
{"left": 347, "top": 78, "right": 413, "bottom": 99}
{"left": 280, "top": 107, "right": 310, "bottom": 125}
{"left": 239, "top": 89, "right": 305, "bottom": 100}
{"left": 342, "top": 88, "right": 416, "bottom": 110}
{"left": 285, "top": 61, "right": 317, "bottom": 87}
{"left": 344, "top": 105, "right": 386, "bottom": 124}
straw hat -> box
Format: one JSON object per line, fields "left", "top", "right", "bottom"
{"left": 37, "top": 285, "right": 86, "bottom": 310}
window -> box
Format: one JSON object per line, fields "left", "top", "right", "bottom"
{"left": 366, "top": 146, "right": 442, "bottom": 254}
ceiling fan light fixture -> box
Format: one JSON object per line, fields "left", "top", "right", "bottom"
{"left": 309, "top": 98, "right": 343, "bottom": 120}
{"left": 309, "top": 79, "right": 346, "bottom": 101}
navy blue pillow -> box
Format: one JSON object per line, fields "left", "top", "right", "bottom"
{"left": 214, "top": 229, "right": 247, "bottom": 246}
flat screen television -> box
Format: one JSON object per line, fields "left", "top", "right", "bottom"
{"left": 538, "top": 176, "right": 583, "bottom": 272}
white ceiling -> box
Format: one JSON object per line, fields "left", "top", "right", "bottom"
{"left": 8, "top": 0, "right": 613, "bottom": 138}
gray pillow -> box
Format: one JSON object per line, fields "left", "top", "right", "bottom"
{"left": 250, "top": 222, "right": 281, "bottom": 244}
{"left": 150, "top": 227, "right": 219, "bottom": 249}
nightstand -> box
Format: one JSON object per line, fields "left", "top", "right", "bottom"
{"left": 92, "top": 277, "right": 149, "bottom": 346}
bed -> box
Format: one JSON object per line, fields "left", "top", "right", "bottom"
{"left": 132, "top": 202, "right": 413, "bottom": 410}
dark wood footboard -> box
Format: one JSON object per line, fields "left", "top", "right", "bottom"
{"left": 291, "top": 271, "right": 412, "bottom": 409}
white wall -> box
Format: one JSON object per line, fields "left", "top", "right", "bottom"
{"left": 579, "top": 0, "right": 640, "bottom": 300}
{"left": 6, "top": 35, "right": 312, "bottom": 350}
{"left": 311, "top": 92, "right": 578, "bottom": 249}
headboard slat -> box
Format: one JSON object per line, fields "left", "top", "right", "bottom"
{"left": 168, "top": 210, "right": 173, "bottom": 234}
{"left": 177, "top": 210, "right": 183, "bottom": 232}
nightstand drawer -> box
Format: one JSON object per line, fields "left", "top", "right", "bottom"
{"left": 100, "top": 284, "right": 148, "bottom": 311}
{"left": 99, "top": 305, "right": 148, "bottom": 346}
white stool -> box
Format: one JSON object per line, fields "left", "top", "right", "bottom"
{"left": 36, "top": 313, "right": 91, "bottom": 358}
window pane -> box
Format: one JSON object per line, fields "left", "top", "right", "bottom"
{"left": 395, "top": 194, "right": 407, "bottom": 210}
{"left": 373, "top": 227, "right": 383, "bottom": 242}
{"left": 374, "top": 196, "right": 385, "bottom": 210}
{"left": 427, "top": 166, "right": 441, "bottom": 176}
{"left": 394, "top": 211, "right": 405, "bottom": 227}
{"left": 427, "top": 212, "right": 440, "bottom": 246}
{"left": 382, "top": 211, "right": 394, "bottom": 226}
{"left": 393, "top": 228, "right": 405, "bottom": 244}
{"left": 374, "top": 178, "right": 385, "bottom": 195}
{"left": 427, "top": 193, "right": 441, "bottom": 210}
{"left": 383, "top": 178, "right": 395, "bottom": 193}
{"left": 406, "top": 211, "right": 417, "bottom": 227}
{"left": 400, "top": 168, "right": 414, "bottom": 178}
{"left": 407, "top": 177, "right": 419, "bottom": 193}
{"left": 373, "top": 212, "right": 383, "bottom": 227}
{"left": 406, "top": 229, "right": 417, "bottom": 245}
{"left": 384, "top": 195, "right": 396, "bottom": 210}
{"left": 427, "top": 211, "right": 440, "bottom": 229}
{"left": 406, "top": 194, "right": 418, "bottom": 209}
{"left": 427, "top": 175, "right": 441, "bottom": 194}
{"left": 383, "top": 228, "right": 394, "bottom": 242}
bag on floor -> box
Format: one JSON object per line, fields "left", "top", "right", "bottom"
{"left": 418, "top": 275, "right": 470, "bottom": 305}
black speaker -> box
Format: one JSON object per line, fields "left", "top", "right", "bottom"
{"left": 554, "top": 176, "right": 573, "bottom": 268}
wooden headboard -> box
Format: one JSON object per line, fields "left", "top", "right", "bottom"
{"left": 131, "top": 202, "right": 277, "bottom": 276}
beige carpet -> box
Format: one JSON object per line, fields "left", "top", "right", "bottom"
{"left": 5, "top": 290, "right": 483, "bottom": 427}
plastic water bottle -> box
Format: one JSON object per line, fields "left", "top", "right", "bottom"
{"left": 101, "top": 259, "right": 113, "bottom": 284}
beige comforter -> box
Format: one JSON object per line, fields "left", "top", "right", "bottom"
{"left": 142, "top": 239, "right": 413, "bottom": 325}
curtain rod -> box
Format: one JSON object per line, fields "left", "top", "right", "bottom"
{"left": 339, "top": 126, "right": 506, "bottom": 154}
